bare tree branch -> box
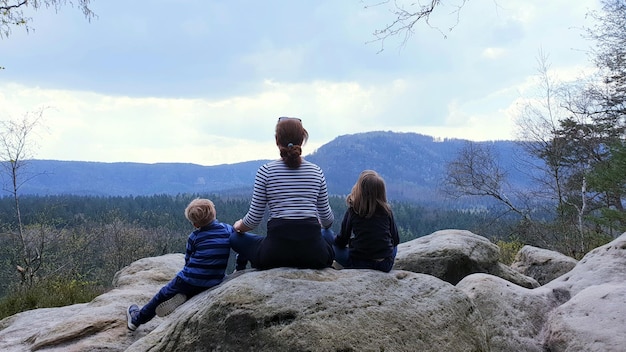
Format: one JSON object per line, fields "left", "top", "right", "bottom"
{"left": 363, "top": 0, "right": 471, "bottom": 53}
{"left": 442, "top": 141, "right": 530, "bottom": 220}
{"left": 1, "top": 0, "right": 95, "bottom": 38}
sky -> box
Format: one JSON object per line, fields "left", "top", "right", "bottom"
{"left": 0, "top": 0, "right": 602, "bottom": 166}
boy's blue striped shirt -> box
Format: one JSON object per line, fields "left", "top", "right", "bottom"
{"left": 178, "top": 220, "right": 233, "bottom": 288}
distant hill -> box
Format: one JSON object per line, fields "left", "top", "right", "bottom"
{"left": 7, "top": 131, "right": 537, "bottom": 204}
{"left": 307, "top": 131, "right": 534, "bottom": 203}
{"left": 12, "top": 160, "right": 265, "bottom": 197}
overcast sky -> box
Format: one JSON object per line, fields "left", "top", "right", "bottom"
{"left": 0, "top": 0, "right": 601, "bottom": 165}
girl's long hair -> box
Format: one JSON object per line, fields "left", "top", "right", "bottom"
{"left": 346, "top": 170, "right": 391, "bottom": 218}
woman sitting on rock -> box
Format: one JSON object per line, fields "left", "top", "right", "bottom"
{"left": 230, "top": 117, "right": 335, "bottom": 270}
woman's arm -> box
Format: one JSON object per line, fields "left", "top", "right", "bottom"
{"left": 241, "top": 166, "right": 268, "bottom": 230}
{"left": 233, "top": 219, "right": 253, "bottom": 233}
{"left": 316, "top": 172, "right": 334, "bottom": 228}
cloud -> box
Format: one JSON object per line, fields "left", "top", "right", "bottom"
{"left": 0, "top": 78, "right": 426, "bottom": 164}
{"left": 0, "top": 0, "right": 602, "bottom": 165}
{"left": 482, "top": 47, "right": 508, "bottom": 60}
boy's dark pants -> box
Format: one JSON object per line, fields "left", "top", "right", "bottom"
{"left": 135, "top": 276, "right": 206, "bottom": 325}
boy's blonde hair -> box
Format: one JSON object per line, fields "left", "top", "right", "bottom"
{"left": 185, "top": 198, "right": 216, "bottom": 227}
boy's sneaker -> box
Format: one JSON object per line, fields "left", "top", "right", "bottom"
{"left": 235, "top": 254, "right": 249, "bottom": 271}
{"left": 332, "top": 260, "right": 344, "bottom": 270}
{"left": 127, "top": 304, "right": 140, "bottom": 331}
{"left": 155, "top": 293, "right": 187, "bottom": 317}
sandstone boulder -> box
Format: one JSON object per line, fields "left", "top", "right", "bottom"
{"left": 127, "top": 269, "right": 488, "bottom": 352}
{"left": 394, "top": 229, "right": 539, "bottom": 288}
{"left": 542, "top": 283, "right": 626, "bottom": 351}
{"left": 458, "top": 232, "right": 626, "bottom": 352}
{"left": 541, "top": 233, "right": 626, "bottom": 351}
{"left": 511, "top": 245, "right": 578, "bottom": 285}
{"left": 545, "top": 233, "right": 626, "bottom": 296}
{"left": 0, "top": 254, "right": 184, "bottom": 352}
{"left": 457, "top": 274, "right": 567, "bottom": 352}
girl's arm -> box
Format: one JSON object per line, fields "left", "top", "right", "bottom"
{"left": 316, "top": 173, "right": 334, "bottom": 228}
{"left": 335, "top": 210, "right": 352, "bottom": 248}
{"left": 390, "top": 212, "right": 400, "bottom": 246}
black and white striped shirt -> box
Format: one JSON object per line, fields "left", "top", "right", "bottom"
{"left": 242, "top": 159, "right": 334, "bottom": 230}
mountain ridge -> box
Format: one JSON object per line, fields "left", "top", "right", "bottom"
{"left": 7, "top": 131, "right": 534, "bottom": 204}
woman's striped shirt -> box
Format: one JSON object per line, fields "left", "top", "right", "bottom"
{"left": 242, "top": 159, "right": 334, "bottom": 230}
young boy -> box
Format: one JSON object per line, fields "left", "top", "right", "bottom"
{"left": 127, "top": 198, "right": 234, "bottom": 331}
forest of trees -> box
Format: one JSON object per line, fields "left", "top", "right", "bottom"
{"left": 0, "top": 194, "right": 518, "bottom": 288}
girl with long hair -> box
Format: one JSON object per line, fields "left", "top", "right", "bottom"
{"left": 328, "top": 170, "right": 399, "bottom": 272}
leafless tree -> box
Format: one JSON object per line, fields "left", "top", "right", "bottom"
{"left": 0, "top": 110, "right": 46, "bottom": 286}
{"left": 515, "top": 48, "right": 621, "bottom": 253}
{"left": 442, "top": 141, "right": 530, "bottom": 220}
{"left": 515, "top": 51, "right": 577, "bottom": 218}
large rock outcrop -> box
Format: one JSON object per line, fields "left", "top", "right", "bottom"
{"left": 0, "top": 254, "right": 183, "bottom": 352}
{"left": 541, "top": 234, "right": 626, "bottom": 351}
{"left": 0, "top": 229, "right": 624, "bottom": 351}
{"left": 511, "top": 245, "right": 578, "bottom": 285}
{"left": 127, "top": 269, "right": 488, "bottom": 352}
{"left": 456, "top": 232, "right": 626, "bottom": 352}
{"left": 394, "top": 229, "right": 539, "bottom": 288}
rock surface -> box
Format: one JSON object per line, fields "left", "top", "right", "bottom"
{"left": 511, "top": 245, "right": 578, "bottom": 285}
{"left": 127, "top": 269, "right": 488, "bottom": 352}
{"left": 0, "top": 254, "right": 183, "bottom": 352}
{"left": 0, "top": 230, "right": 624, "bottom": 352}
{"left": 542, "top": 283, "right": 626, "bottom": 351}
{"left": 394, "top": 229, "right": 539, "bottom": 288}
